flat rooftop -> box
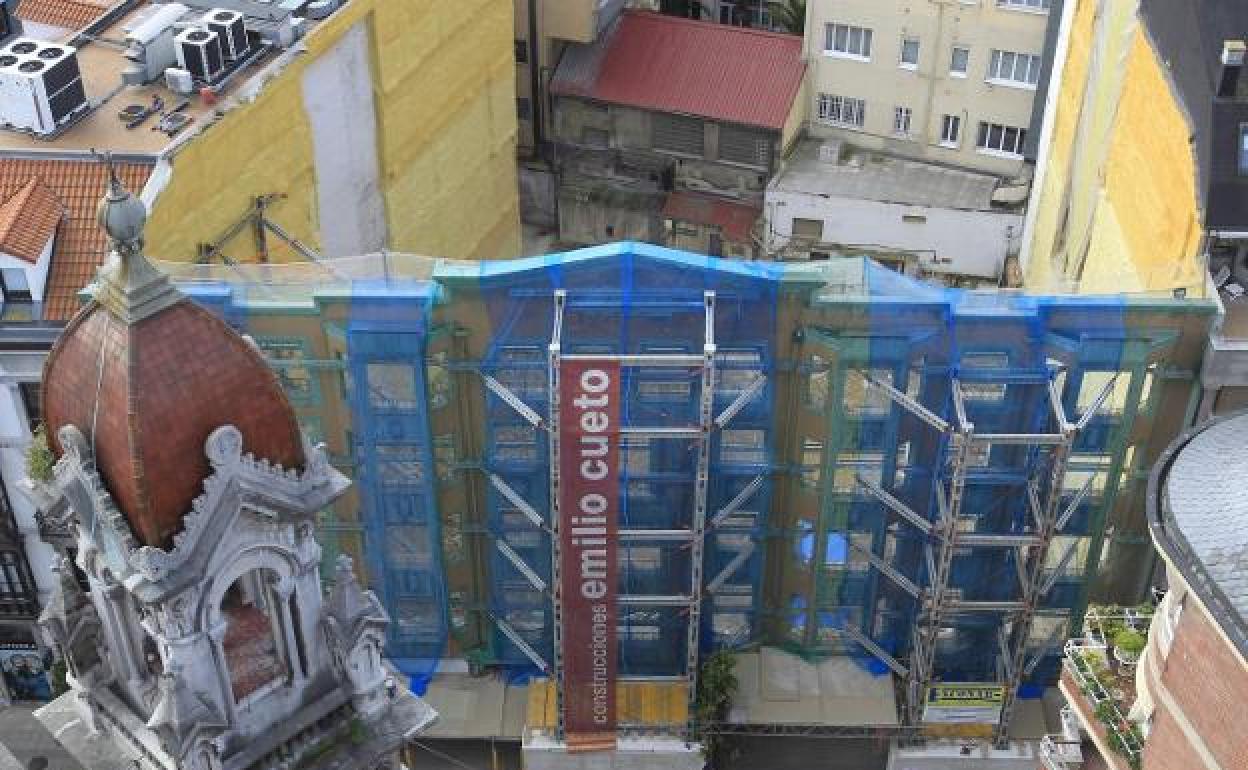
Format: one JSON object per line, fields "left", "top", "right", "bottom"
{"left": 771, "top": 139, "right": 1008, "bottom": 212}
{"left": 0, "top": 0, "right": 336, "bottom": 156}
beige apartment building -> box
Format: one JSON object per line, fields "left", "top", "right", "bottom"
{"left": 803, "top": 0, "right": 1057, "bottom": 178}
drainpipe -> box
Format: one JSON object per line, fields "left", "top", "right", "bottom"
{"left": 527, "top": 0, "right": 545, "bottom": 157}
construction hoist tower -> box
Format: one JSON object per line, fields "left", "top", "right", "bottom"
{"left": 478, "top": 283, "right": 769, "bottom": 757}
{"left": 846, "top": 362, "right": 1121, "bottom": 747}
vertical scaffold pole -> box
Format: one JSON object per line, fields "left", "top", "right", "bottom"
{"left": 686, "top": 291, "right": 717, "bottom": 738}
{"left": 911, "top": 391, "right": 971, "bottom": 726}
{"left": 547, "top": 289, "right": 567, "bottom": 741}
{"left": 995, "top": 430, "right": 1074, "bottom": 747}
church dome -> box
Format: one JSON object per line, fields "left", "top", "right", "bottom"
{"left": 42, "top": 167, "right": 305, "bottom": 549}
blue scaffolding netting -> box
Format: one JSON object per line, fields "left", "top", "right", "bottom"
{"left": 174, "top": 242, "right": 1211, "bottom": 711}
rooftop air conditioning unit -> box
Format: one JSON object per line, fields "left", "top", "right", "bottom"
{"left": 204, "top": 8, "right": 248, "bottom": 61}
{"left": 0, "top": 39, "right": 88, "bottom": 134}
{"left": 122, "top": 2, "right": 191, "bottom": 85}
{"left": 175, "top": 27, "right": 224, "bottom": 84}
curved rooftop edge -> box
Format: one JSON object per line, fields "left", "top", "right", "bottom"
{"left": 1148, "top": 410, "right": 1248, "bottom": 661}
{"left": 152, "top": 242, "right": 1220, "bottom": 316}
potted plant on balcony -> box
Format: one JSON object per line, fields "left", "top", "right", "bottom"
{"left": 1113, "top": 629, "right": 1147, "bottom": 665}
{"left": 19, "top": 424, "right": 59, "bottom": 511}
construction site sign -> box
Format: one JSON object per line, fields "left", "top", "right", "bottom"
{"left": 923, "top": 684, "right": 1006, "bottom": 724}
{"left": 558, "top": 359, "right": 620, "bottom": 751}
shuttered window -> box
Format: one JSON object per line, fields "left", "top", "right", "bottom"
{"left": 719, "top": 124, "right": 772, "bottom": 168}
{"left": 653, "top": 114, "right": 705, "bottom": 156}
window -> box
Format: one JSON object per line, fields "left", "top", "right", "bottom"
{"left": 514, "top": 40, "right": 528, "bottom": 63}
{"left": 721, "top": 429, "right": 765, "bottom": 465}
{"left": 495, "top": 424, "right": 539, "bottom": 464}
{"left": 988, "top": 49, "right": 1042, "bottom": 86}
{"left": 653, "top": 113, "right": 705, "bottom": 156}
{"left": 900, "top": 37, "right": 920, "bottom": 69}
{"left": 495, "top": 347, "right": 544, "bottom": 395}
{"left": 719, "top": 124, "right": 772, "bottom": 168}
{"left": 720, "top": 1, "right": 770, "bottom": 27}
{"left": 0, "top": 551, "right": 36, "bottom": 616}
{"left": 824, "top": 23, "right": 873, "bottom": 59}
{"left": 893, "top": 106, "right": 913, "bottom": 136}
{"left": 1045, "top": 536, "right": 1091, "bottom": 578}
{"left": 516, "top": 98, "right": 531, "bottom": 121}
{"left": 262, "top": 339, "right": 317, "bottom": 404}
{"left": 367, "top": 362, "right": 418, "bottom": 409}
{"left": 0, "top": 269, "right": 30, "bottom": 301}
{"left": 581, "top": 127, "right": 608, "bottom": 148}
{"left": 1076, "top": 371, "right": 1129, "bottom": 413}
{"left": 638, "top": 379, "right": 692, "bottom": 401}
{"left": 18, "top": 382, "right": 40, "bottom": 431}
{"left": 792, "top": 217, "right": 824, "bottom": 240}
{"left": 1240, "top": 125, "right": 1248, "bottom": 175}
{"left": 845, "top": 368, "right": 893, "bottom": 414}
{"left": 394, "top": 599, "right": 442, "bottom": 639}
{"left": 816, "top": 93, "right": 865, "bottom": 128}
{"left": 623, "top": 546, "right": 661, "bottom": 572}
{"left": 940, "top": 114, "right": 961, "bottom": 146}
{"left": 385, "top": 525, "right": 432, "bottom": 567}
{"left": 800, "top": 439, "right": 822, "bottom": 487}
{"left": 716, "top": 350, "right": 762, "bottom": 394}
{"left": 997, "top": 0, "right": 1050, "bottom": 10}
{"left": 950, "top": 46, "right": 969, "bottom": 76}
{"left": 377, "top": 445, "right": 424, "bottom": 486}
{"left": 976, "top": 121, "right": 1028, "bottom": 156}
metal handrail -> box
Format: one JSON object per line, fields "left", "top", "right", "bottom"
{"left": 1063, "top": 640, "right": 1144, "bottom": 759}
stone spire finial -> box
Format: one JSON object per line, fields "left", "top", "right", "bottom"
{"left": 91, "top": 150, "right": 181, "bottom": 323}
{"left": 327, "top": 554, "right": 378, "bottom": 627}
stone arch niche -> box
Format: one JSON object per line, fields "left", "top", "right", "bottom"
{"left": 218, "top": 566, "right": 288, "bottom": 703}
{"left": 199, "top": 545, "right": 310, "bottom": 711}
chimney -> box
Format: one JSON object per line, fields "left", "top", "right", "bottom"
{"left": 1218, "top": 40, "right": 1246, "bottom": 99}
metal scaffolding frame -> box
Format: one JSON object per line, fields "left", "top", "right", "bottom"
{"left": 537, "top": 289, "right": 722, "bottom": 742}
{"left": 852, "top": 365, "right": 1118, "bottom": 745}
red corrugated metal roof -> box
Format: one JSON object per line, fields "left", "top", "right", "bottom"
{"left": 662, "top": 191, "right": 760, "bottom": 243}
{"left": 551, "top": 11, "right": 806, "bottom": 131}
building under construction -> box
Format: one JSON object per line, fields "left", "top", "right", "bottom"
{"left": 160, "top": 243, "right": 1213, "bottom": 766}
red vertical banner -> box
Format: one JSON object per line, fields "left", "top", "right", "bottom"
{"left": 558, "top": 359, "right": 620, "bottom": 752}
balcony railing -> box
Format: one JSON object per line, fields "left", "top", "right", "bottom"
{"left": 1040, "top": 734, "right": 1083, "bottom": 770}
{"left": 1068, "top": 636, "right": 1143, "bottom": 768}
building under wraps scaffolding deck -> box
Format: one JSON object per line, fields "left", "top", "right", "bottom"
{"left": 167, "top": 243, "right": 1213, "bottom": 745}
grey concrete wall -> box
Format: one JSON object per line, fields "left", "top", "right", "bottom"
{"left": 519, "top": 167, "right": 558, "bottom": 228}
{"left": 554, "top": 98, "right": 776, "bottom": 201}
{"left": 301, "top": 21, "right": 388, "bottom": 257}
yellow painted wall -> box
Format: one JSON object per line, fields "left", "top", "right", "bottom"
{"left": 145, "top": 0, "right": 521, "bottom": 264}
{"left": 1025, "top": 0, "right": 1204, "bottom": 296}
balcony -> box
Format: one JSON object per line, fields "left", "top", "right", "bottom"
{"left": 1059, "top": 605, "right": 1155, "bottom": 770}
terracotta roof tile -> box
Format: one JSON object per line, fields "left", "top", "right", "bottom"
{"left": 0, "top": 158, "right": 152, "bottom": 320}
{"left": 44, "top": 299, "right": 307, "bottom": 548}
{"left": 0, "top": 177, "right": 61, "bottom": 263}
{"left": 15, "top": 0, "right": 113, "bottom": 31}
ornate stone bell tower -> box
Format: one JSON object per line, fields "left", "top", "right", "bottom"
{"left": 27, "top": 162, "right": 435, "bottom": 770}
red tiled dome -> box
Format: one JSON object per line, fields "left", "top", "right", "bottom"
{"left": 43, "top": 299, "right": 306, "bottom": 549}
{"left": 41, "top": 170, "right": 304, "bottom": 549}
